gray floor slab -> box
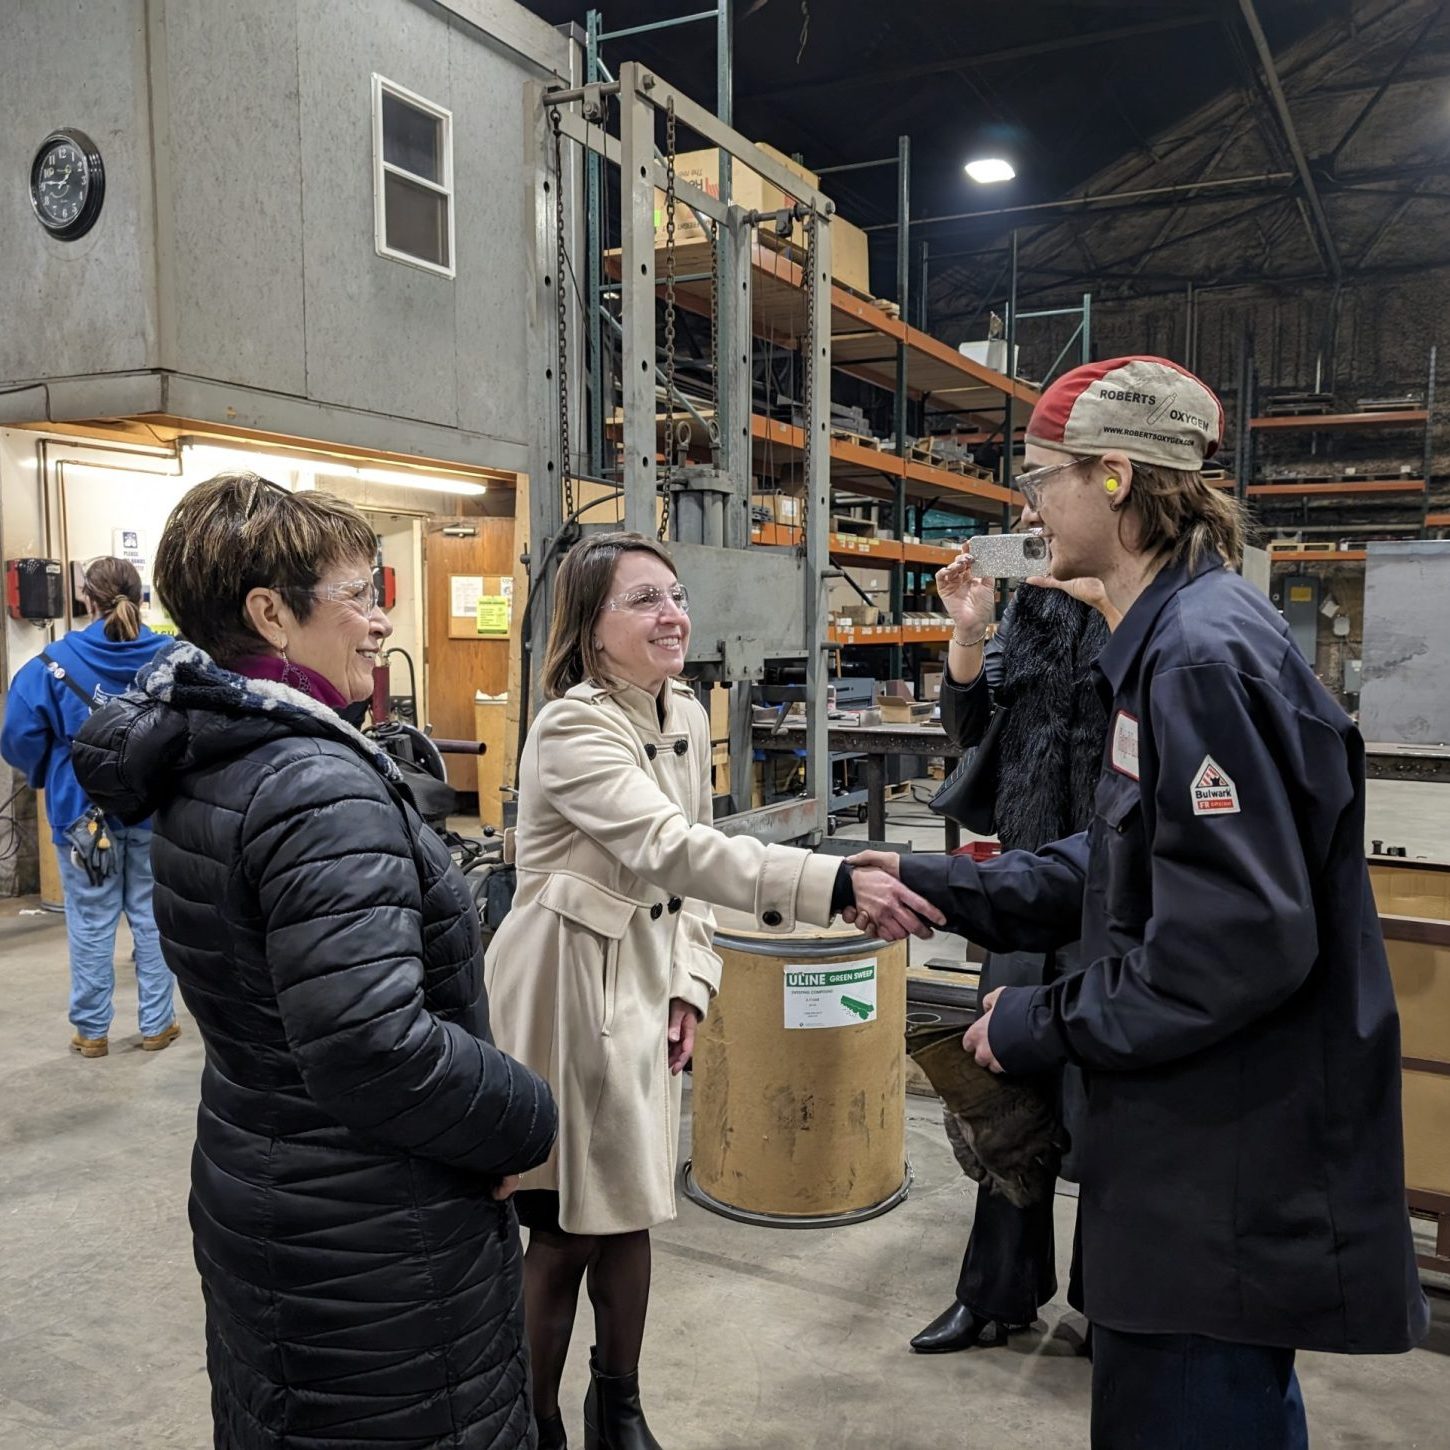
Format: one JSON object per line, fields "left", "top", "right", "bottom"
{"left": 3, "top": 785, "right": 1449, "bottom": 1448}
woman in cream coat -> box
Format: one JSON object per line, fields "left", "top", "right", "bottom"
{"left": 485, "top": 531, "right": 939, "bottom": 1450}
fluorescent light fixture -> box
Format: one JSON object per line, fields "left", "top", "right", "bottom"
{"left": 180, "top": 441, "right": 486, "bottom": 496}
{"left": 965, "top": 157, "right": 1015, "bottom": 184}
{"left": 354, "top": 464, "right": 486, "bottom": 497}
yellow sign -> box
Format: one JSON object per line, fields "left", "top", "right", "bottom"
{"left": 477, "top": 595, "right": 511, "bottom": 636}
{"left": 1288, "top": 586, "right": 1314, "bottom": 603}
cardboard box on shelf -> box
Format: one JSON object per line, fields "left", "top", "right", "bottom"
{"left": 652, "top": 143, "right": 872, "bottom": 293}
{"left": 654, "top": 143, "right": 819, "bottom": 251}
{"left": 837, "top": 604, "right": 883, "bottom": 627}
{"left": 831, "top": 215, "right": 872, "bottom": 298}
{"left": 751, "top": 489, "right": 805, "bottom": 528}
{"left": 875, "top": 694, "right": 934, "bottom": 724}
{"left": 827, "top": 567, "right": 890, "bottom": 616}
{"left": 880, "top": 679, "right": 915, "bottom": 701}
{"left": 921, "top": 668, "right": 944, "bottom": 703}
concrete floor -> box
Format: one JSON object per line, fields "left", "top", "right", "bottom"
{"left": 3, "top": 783, "right": 1449, "bottom": 1449}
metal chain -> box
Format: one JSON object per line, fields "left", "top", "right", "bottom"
{"left": 661, "top": 98, "right": 678, "bottom": 542}
{"left": 799, "top": 208, "right": 817, "bottom": 557}
{"left": 550, "top": 106, "right": 573, "bottom": 521}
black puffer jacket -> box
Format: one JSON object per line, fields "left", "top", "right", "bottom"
{"left": 73, "top": 644, "right": 556, "bottom": 1450}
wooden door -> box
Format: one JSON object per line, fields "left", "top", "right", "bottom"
{"left": 423, "top": 517, "right": 517, "bottom": 792}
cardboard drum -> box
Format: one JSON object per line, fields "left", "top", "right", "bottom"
{"left": 684, "top": 910, "right": 909, "bottom": 1226}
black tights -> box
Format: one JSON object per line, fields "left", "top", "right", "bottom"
{"left": 524, "top": 1227, "right": 652, "bottom": 1419}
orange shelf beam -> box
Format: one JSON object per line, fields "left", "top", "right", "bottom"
{"left": 1267, "top": 549, "right": 1369, "bottom": 562}
{"left": 1246, "top": 479, "right": 1426, "bottom": 498}
{"left": 902, "top": 541, "right": 960, "bottom": 566}
{"left": 1249, "top": 410, "right": 1428, "bottom": 429}
{"left": 1427, "top": 512, "right": 1450, "bottom": 527}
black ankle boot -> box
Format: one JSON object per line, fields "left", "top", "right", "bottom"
{"left": 909, "top": 1300, "right": 1016, "bottom": 1354}
{"left": 583, "top": 1346, "right": 662, "bottom": 1450}
{"left": 537, "top": 1410, "right": 568, "bottom": 1450}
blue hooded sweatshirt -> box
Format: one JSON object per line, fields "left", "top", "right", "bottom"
{"left": 1, "top": 620, "right": 169, "bottom": 844}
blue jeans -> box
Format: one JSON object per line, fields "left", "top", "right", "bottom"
{"left": 57, "top": 824, "right": 175, "bottom": 1039}
{"left": 1092, "top": 1325, "right": 1309, "bottom": 1450}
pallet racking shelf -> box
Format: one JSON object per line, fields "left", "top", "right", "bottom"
{"left": 1239, "top": 348, "right": 1438, "bottom": 547}
{"left": 1249, "top": 410, "right": 1430, "bottom": 430}
{"left": 1246, "top": 479, "right": 1426, "bottom": 498}
{"left": 1266, "top": 549, "right": 1370, "bottom": 563}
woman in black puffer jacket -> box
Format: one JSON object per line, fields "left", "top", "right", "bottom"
{"left": 73, "top": 473, "right": 556, "bottom": 1450}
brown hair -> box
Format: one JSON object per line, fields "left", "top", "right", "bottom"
{"left": 152, "top": 472, "right": 378, "bottom": 662}
{"left": 541, "top": 531, "right": 678, "bottom": 700}
{"left": 1125, "top": 462, "right": 1248, "bottom": 571}
{"left": 82, "top": 557, "right": 144, "bottom": 642}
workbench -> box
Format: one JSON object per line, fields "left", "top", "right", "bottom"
{"left": 752, "top": 721, "right": 964, "bottom": 847}
{"left": 1364, "top": 743, "right": 1450, "bottom": 785}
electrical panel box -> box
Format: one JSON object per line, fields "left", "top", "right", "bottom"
{"left": 1281, "top": 574, "right": 1320, "bottom": 662}
{"left": 1343, "top": 658, "right": 1363, "bottom": 696}
{"left": 6, "top": 558, "right": 65, "bottom": 621}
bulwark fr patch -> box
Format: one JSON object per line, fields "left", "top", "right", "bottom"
{"left": 1191, "top": 756, "right": 1240, "bottom": 816}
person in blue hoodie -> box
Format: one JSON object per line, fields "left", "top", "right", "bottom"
{"left": 2, "top": 556, "right": 177, "bottom": 1056}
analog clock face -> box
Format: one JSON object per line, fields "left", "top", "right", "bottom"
{"left": 30, "top": 130, "right": 104, "bottom": 239}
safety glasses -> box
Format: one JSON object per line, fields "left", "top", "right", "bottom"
{"left": 606, "top": 583, "right": 690, "bottom": 616}
{"left": 1013, "top": 455, "right": 1090, "bottom": 512}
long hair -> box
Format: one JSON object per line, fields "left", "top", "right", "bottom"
{"left": 1126, "top": 462, "right": 1248, "bottom": 570}
{"left": 541, "top": 532, "right": 678, "bottom": 700}
{"left": 82, "top": 557, "right": 144, "bottom": 642}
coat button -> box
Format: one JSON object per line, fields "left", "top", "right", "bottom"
{"left": 673, "top": 738, "right": 688, "bottom": 755}
{"left": 650, "top": 902, "right": 663, "bottom": 920}
{"left": 645, "top": 743, "right": 657, "bottom": 760}
{"left": 667, "top": 896, "right": 683, "bottom": 913}
{"left": 762, "top": 909, "right": 782, "bottom": 927}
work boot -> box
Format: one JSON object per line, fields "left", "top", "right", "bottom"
{"left": 909, "top": 1300, "right": 1017, "bottom": 1353}
{"left": 536, "top": 1411, "right": 568, "bottom": 1450}
{"left": 583, "top": 1347, "right": 662, "bottom": 1450}
{"left": 70, "top": 1033, "right": 108, "bottom": 1058}
{"left": 141, "top": 1021, "right": 181, "bottom": 1052}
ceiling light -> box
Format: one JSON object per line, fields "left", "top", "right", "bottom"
{"left": 180, "top": 441, "right": 486, "bottom": 496}
{"left": 354, "top": 465, "right": 486, "bottom": 497}
{"left": 965, "top": 158, "right": 1015, "bottom": 184}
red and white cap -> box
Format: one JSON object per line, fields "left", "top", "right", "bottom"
{"left": 1025, "top": 356, "right": 1224, "bottom": 472}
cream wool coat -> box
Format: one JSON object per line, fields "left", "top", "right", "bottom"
{"left": 484, "top": 677, "right": 840, "bottom": 1235}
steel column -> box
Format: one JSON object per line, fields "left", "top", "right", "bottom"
{"left": 617, "top": 73, "right": 659, "bottom": 537}
{"left": 804, "top": 216, "right": 833, "bottom": 840}
{"left": 585, "top": 11, "right": 605, "bottom": 478}
{"left": 889, "top": 134, "right": 910, "bottom": 680}
{"left": 1423, "top": 345, "right": 1437, "bottom": 538}
{"left": 715, "top": 0, "right": 734, "bottom": 469}
{"left": 1000, "top": 228, "right": 1019, "bottom": 543}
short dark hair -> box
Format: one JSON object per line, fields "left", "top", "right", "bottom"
{"left": 153, "top": 472, "right": 377, "bottom": 661}
{"left": 541, "top": 532, "right": 678, "bottom": 700}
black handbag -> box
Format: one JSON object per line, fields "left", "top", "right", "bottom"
{"left": 928, "top": 703, "right": 1009, "bottom": 836}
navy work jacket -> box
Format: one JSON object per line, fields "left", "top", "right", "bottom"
{"left": 901, "top": 556, "right": 1428, "bottom": 1353}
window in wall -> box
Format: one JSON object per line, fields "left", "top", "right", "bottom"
{"left": 372, "top": 74, "right": 454, "bottom": 277}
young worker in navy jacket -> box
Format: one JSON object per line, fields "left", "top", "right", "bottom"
{"left": 848, "top": 357, "right": 1428, "bottom": 1449}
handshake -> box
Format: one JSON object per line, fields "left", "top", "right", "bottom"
{"left": 840, "top": 850, "right": 945, "bottom": 943}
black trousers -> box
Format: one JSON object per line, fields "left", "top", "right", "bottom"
{"left": 955, "top": 1181, "right": 1057, "bottom": 1324}
{"left": 1091, "top": 1326, "right": 1308, "bottom": 1450}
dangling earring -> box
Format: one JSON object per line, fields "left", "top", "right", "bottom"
{"left": 279, "top": 648, "right": 313, "bottom": 697}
